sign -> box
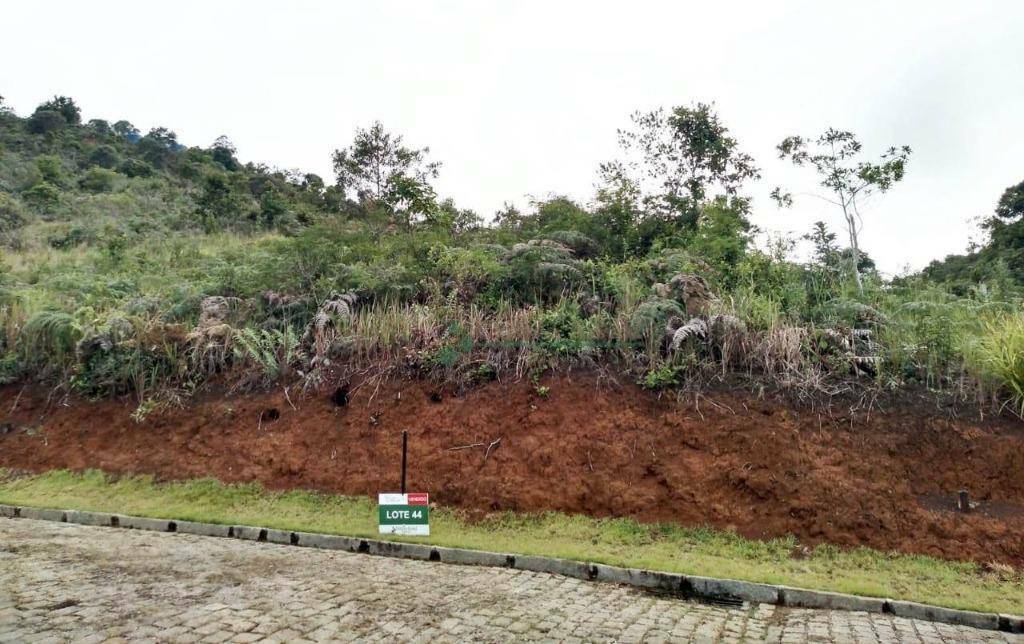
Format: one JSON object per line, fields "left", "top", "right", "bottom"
{"left": 378, "top": 492, "right": 429, "bottom": 536}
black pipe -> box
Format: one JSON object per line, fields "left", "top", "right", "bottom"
{"left": 401, "top": 430, "right": 408, "bottom": 494}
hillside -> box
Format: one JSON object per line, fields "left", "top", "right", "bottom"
{"left": 0, "top": 94, "right": 1022, "bottom": 418}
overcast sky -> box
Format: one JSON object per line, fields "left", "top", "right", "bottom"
{"left": 3, "top": 1, "right": 1022, "bottom": 274}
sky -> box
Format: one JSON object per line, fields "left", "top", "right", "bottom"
{"left": 2, "top": 0, "right": 1022, "bottom": 274}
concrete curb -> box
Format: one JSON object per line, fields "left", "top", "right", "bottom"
{"left": 1, "top": 503, "right": 1020, "bottom": 634}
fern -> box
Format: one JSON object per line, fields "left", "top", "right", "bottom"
{"left": 233, "top": 326, "right": 302, "bottom": 382}
{"left": 21, "top": 310, "right": 82, "bottom": 363}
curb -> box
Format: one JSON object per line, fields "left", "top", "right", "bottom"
{"left": 2, "top": 504, "right": 1020, "bottom": 634}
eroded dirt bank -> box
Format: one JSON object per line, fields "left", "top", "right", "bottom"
{"left": 2, "top": 375, "right": 1023, "bottom": 566}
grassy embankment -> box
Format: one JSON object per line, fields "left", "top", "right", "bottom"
{"left": 0, "top": 468, "right": 1020, "bottom": 614}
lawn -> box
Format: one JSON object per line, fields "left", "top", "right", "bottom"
{"left": 0, "top": 468, "right": 1020, "bottom": 614}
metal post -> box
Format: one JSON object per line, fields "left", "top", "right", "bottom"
{"left": 401, "top": 430, "right": 408, "bottom": 494}
{"left": 957, "top": 489, "right": 970, "bottom": 513}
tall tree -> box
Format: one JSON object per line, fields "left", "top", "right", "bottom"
{"left": 599, "top": 103, "right": 760, "bottom": 231}
{"left": 210, "top": 135, "right": 239, "bottom": 170}
{"left": 331, "top": 122, "right": 440, "bottom": 228}
{"left": 773, "top": 129, "right": 911, "bottom": 292}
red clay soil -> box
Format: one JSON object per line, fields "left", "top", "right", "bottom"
{"left": 2, "top": 374, "right": 1024, "bottom": 566}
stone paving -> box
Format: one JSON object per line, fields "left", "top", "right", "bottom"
{"left": 0, "top": 518, "right": 1018, "bottom": 643}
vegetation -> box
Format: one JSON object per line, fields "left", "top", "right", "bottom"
{"left": 0, "top": 94, "right": 1022, "bottom": 416}
{"left": 0, "top": 469, "right": 1020, "bottom": 614}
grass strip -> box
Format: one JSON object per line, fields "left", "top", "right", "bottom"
{"left": 0, "top": 468, "right": 1020, "bottom": 614}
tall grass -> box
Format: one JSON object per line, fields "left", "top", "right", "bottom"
{"left": 962, "top": 311, "right": 1024, "bottom": 415}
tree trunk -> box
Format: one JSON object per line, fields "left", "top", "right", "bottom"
{"left": 842, "top": 203, "right": 864, "bottom": 294}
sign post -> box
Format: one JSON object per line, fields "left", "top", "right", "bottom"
{"left": 378, "top": 492, "right": 429, "bottom": 535}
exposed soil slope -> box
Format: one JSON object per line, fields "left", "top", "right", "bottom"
{"left": 2, "top": 375, "right": 1023, "bottom": 566}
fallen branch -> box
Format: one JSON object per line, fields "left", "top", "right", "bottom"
{"left": 8, "top": 385, "right": 26, "bottom": 415}
{"left": 484, "top": 437, "right": 502, "bottom": 462}
{"left": 446, "top": 442, "right": 485, "bottom": 452}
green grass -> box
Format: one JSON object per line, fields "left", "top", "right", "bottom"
{"left": 1, "top": 468, "right": 1020, "bottom": 614}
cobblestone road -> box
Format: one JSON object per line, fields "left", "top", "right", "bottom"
{"left": 0, "top": 518, "right": 1018, "bottom": 643}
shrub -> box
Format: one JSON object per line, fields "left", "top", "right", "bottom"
{"left": 0, "top": 193, "right": 26, "bottom": 231}
{"left": 639, "top": 364, "right": 684, "bottom": 390}
{"left": 119, "top": 159, "right": 154, "bottom": 178}
{"left": 88, "top": 144, "right": 120, "bottom": 169}
{"left": 80, "top": 167, "right": 118, "bottom": 193}
{"left": 628, "top": 298, "right": 683, "bottom": 339}
{"left": 27, "top": 109, "right": 66, "bottom": 134}
{"left": 20, "top": 311, "right": 82, "bottom": 367}
{"left": 35, "top": 155, "right": 65, "bottom": 185}
{"left": 21, "top": 181, "right": 61, "bottom": 209}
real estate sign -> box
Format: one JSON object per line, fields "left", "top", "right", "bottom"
{"left": 378, "top": 492, "right": 429, "bottom": 536}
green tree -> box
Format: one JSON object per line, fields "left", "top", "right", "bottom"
{"left": 601, "top": 103, "right": 760, "bottom": 231}
{"left": 137, "top": 127, "right": 178, "bottom": 168}
{"left": 118, "top": 158, "right": 153, "bottom": 178}
{"left": 112, "top": 120, "right": 139, "bottom": 138}
{"left": 196, "top": 173, "right": 255, "bottom": 232}
{"left": 86, "top": 119, "right": 112, "bottom": 136}
{"left": 426, "top": 198, "right": 482, "bottom": 235}
{"left": 210, "top": 135, "right": 239, "bottom": 170}
{"left": 773, "top": 128, "right": 911, "bottom": 292}
{"left": 804, "top": 221, "right": 839, "bottom": 266}
{"left": 88, "top": 144, "right": 120, "bottom": 169}
{"left": 27, "top": 110, "right": 66, "bottom": 134}
{"left": 37, "top": 96, "right": 81, "bottom": 125}
{"left": 994, "top": 180, "right": 1024, "bottom": 221}
{"left": 332, "top": 122, "right": 441, "bottom": 228}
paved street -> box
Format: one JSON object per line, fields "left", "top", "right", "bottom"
{"left": 0, "top": 518, "right": 1018, "bottom": 643}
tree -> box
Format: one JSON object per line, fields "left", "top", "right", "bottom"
{"left": 86, "top": 119, "right": 112, "bottom": 136}
{"left": 88, "top": 144, "right": 120, "bottom": 169}
{"left": 37, "top": 96, "right": 81, "bottom": 125}
{"left": 210, "top": 135, "right": 238, "bottom": 170}
{"left": 112, "top": 120, "right": 139, "bottom": 139}
{"left": 426, "top": 198, "right": 481, "bottom": 235}
{"left": 27, "top": 110, "right": 66, "bottom": 134}
{"left": 137, "top": 127, "right": 179, "bottom": 168}
{"left": 196, "top": 173, "right": 253, "bottom": 232}
{"left": 600, "top": 103, "right": 760, "bottom": 231}
{"left": 804, "top": 220, "right": 839, "bottom": 266}
{"left": 332, "top": 122, "right": 441, "bottom": 228}
{"left": 773, "top": 128, "right": 911, "bottom": 292}
{"left": 994, "top": 180, "right": 1024, "bottom": 221}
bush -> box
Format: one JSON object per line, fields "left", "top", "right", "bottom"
{"left": 119, "top": 159, "right": 154, "bottom": 178}
{"left": 88, "top": 144, "right": 120, "bottom": 169}
{"left": 639, "top": 364, "right": 684, "bottom": 390}
{"left": 629, "top": 298, "right": 683, "bottom": 339}
{"left": 21, "top": 181, "right": 61, "bottom": 209}
{"left": 27, "top": 109, "right": 66, "bottom": 134}
{"left": 35, "top": 155, "right": 65, "bottom": 185}
{"left": 20, "top": 311, "right": 82, "bottom": 367}
{"left": 0, "top": 193, "right": 26, "bottom": 231}
{"left": 80, "top": 167, "right": 118, "bottom": 193}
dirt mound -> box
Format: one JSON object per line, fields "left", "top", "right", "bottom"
{"left": 2, "top": 375, "right": 1023, "bottom": 566}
